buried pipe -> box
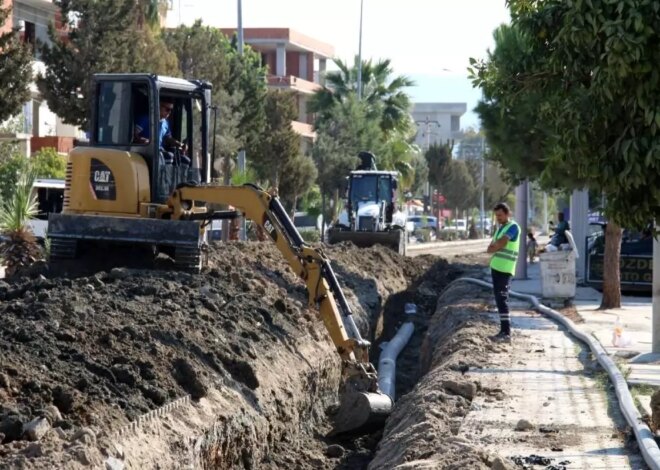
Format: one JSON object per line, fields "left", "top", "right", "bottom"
{"left": 378, "top": 303, "right": 416, "bottom": 400}
{"left": 455, "top": 277, "right": 660, "bottom": 470}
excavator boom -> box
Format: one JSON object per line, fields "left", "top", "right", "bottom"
{"left": 168, "top": 184, "right": 393, "bottom": 434}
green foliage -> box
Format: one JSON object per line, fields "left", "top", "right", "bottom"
{"left": 163, "top": 22, "right": 267, "bottom": 164}
{"left": 0, "top": 5, "right": 33, "bottom": 123}
{"left": 38, "top": 0, "right": 179, "bottom": 129}
{"left": 0, "top": 164, "right": 41, "bottom": 276}
{"left": 278, "top": 153, "right": 317, "bottom": 214}
{"left": 471, "top": 1, "right": 660, "bottom": 228}
{"left": 0, "top": 165, "right": 38, "bottom": 232}
{"left": 312, "top": 95, "right": 383, "bottom": 217}
{"left": 300, "top": 230, "right": 320, "bottom": 244}
{"left": 0, "top": 148, "right": 65, "bottom": 203}
{"left": 31, "top": 148, "right": 66, "bottom": 179}
{"left": 409, "top": 151, "right": 429, "bottom": 196}
{"left": 0, "top": 154, "right": 29, "bottom": 203}
{"left": 309, "top": 57, "right": 415, "bottom": 136}
{"left": 230, "top": 168, "right": 258, "bottom": 186}
{"left": 444, "top": 160, "right": 477, "bottom": 211}
{"left": 253, "top": 90, "right": 300, "bottom": 186}
{"left": 425, "top": 142, "right": 453, "bottom": 189}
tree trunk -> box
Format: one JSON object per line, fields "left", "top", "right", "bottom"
{"left": 332, "top": 188, "right": 340, "bottom": 222}
{"left": 599, "top": 221, "right": 623, "bottom": 310}
{"left": 321, "top": 192, "right": 326, "bottom": 241}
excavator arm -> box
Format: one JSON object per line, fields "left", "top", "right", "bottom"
{"left": 167, "top": 184, "right": 392, "bottom": 434}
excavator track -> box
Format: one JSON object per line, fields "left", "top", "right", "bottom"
{"left": 49, "top": 238, "right": 78, "bottom": 259}
{"left": 174, "top": 245, "right": 202, "bottom": 272}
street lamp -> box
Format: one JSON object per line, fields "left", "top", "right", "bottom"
{"left": 415, "top": 117, "right": 441, "bottom": 214}
{"left": 357, "top": 0, "right": 364, "bottom": 100}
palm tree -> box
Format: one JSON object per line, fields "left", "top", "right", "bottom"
{"left": 0, "top": 165, "right": 41, "bottom": 277}
{"left": 309, "top": 57, "right": 415, "bottom": 135}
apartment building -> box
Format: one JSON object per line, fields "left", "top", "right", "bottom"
{"left": 412, "top": 102, "right": 467, "bottom": 149}
{"left": 221, "top": 28, "right": 334, "bottom": 150}
{"left": 1, "top": 0, "right": 83, "bottom": 156}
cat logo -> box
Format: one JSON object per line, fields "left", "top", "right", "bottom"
{"left": 93, "top": 170, "right": 111, "bottom": 183}
{"left": 89, "top": 158, "right": 116, "bottom": 200}
{"left": 263, "top": 216, "right": 277, "bottom": 242}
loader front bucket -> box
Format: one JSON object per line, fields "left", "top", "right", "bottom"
{"left": 329, "top": 390, "right": 393, "bottom": 436}
{"left": 327, "top": 228, "right": 406, "bottom": 255}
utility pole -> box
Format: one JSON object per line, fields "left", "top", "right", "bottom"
{"left": 653, "top": 233, "right": 660, "bottom": 353}
{"left": 357, "top": 0, "right": 364, "bottom": 100}
{"left": 543, "top": 192, "right": 548, "bottom": 235}
{"left": 237, "top": 0, "right": 247, "bottom": 240}
{"left": 415, "top": 117, "right": 440, "bottom": 214}
{"left": 480, "top": 135, "right": 485, "bottom": 239}
{"left": 514, "top": 180, "right": 529, "bottom": 280}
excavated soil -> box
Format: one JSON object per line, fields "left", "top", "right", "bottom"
{"left": 368, "top": 283, "right": 508, "bottom": 469}
{"left": 0, "top": 242, "right": 458, "bottom": 469}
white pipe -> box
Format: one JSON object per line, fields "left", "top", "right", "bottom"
{"left": 455, "top": 277, "right": 660, "bottom": 470}
{"left": 378, "top": 322, "right": 414, "bottom": 401}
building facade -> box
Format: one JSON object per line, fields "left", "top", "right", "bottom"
{"left": 411, "top": 102, "right": 467, "bottom": 149}
{"left": 220, "top": 28, "right": 334, "bottom": 150}
{"left": 1, "top": 0, "right": 82, "bottom": 156}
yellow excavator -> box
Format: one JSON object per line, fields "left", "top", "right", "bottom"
{"left": 46, "top": 73, "right": 392, "bottom": 434}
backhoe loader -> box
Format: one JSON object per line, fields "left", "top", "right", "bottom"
{"left": 46, "top": 73, "right": 392, "bottom": 434}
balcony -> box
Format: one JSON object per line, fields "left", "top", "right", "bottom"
{"left": 267, "top": 75, "right": 321, "bottom": 94}
{"left": 291, "top": 121, "right": 316, "bottom": 140}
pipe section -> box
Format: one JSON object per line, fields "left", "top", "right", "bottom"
{"left": 455, "top": 277, "right": 660, "bottom": 470}
{"left": 378, "top": 304, "right": 416, "bottom": 400}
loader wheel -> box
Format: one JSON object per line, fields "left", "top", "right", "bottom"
{"left": 174, "top": 245, "right": 202, "bottom": 273}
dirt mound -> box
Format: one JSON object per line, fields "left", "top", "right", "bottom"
{"left": 0, "top": 242, "right": 448, "bottom": 468}
{"left": 368, "top": 282, "right": 506, "bottom": 469}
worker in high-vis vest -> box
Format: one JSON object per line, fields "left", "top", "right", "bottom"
{"left": 486, "top": 203, "right": 521, "bottom": 341}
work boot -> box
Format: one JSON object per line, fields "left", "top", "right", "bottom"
{"left": 490, "top": 330, "right": 512, "bottom": 343}
{"left": 490, "top": 323, "right": 512, "bottom": 342}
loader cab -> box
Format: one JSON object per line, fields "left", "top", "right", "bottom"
{"left": 347, "top": 171, "right": 398, "bottom": 224}
{"left": 91, "top": 74, "right": 212, "bottom": 204}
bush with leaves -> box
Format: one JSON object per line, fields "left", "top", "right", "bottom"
{"left": 0, "top": 165, "right": 41, "bottom": 276}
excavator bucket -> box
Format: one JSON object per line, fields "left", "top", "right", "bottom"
{"left": 330, "top": 391, "right": 393, "bottom": 436}
{"left": 328, "top": 228, "right": 406, "bottom": 256}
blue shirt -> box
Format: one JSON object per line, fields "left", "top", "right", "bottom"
{"left": 158, "top": 119, "right": 169, "bottom": 148}
{"left": 135, "top": 115, "right": 169, "bottom": 148}
{"left": 135, "top": 115, "right": 150, "bottom": 139}
{"left": 496, "top": 222, "right": 519, "bottom": 243}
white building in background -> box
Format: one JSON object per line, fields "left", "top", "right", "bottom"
{"left": 1, "top": 0, "right": 86, "bottom": 156}
{"left": 412, "top": 102, "right": 467, "bottom": 149}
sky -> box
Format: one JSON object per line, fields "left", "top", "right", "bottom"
{"left": 166, "top": 0, "right": 511, "bottom": 129}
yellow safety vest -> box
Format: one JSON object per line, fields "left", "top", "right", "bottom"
{"left": 490, "top": 221, "right": 520, "bottom": 275}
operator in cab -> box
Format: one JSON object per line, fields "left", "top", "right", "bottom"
{"left": 134, "top": 96, "right": 188, "bottom": 164}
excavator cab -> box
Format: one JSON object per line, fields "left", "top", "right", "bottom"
{"left": 48, "top": 74, "right": 213, "bottom": 270}
{"left": 91, "top": 74, "right": 212, "bottom": 202}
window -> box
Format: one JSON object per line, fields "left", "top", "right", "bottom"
{"left": 96, "top": 82, "right": 133, "bottom": 145}
{"left": 378, "top": 176, "right": 392, "bottom": 202}
{"left": 451, "top": 115, "right": 460, "bottom": 133}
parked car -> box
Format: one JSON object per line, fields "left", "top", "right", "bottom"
{"left": 293, "top": 212, "right": 324, "bottom": 233}
{"left": 474, "top": 218, "right": 492, "bottom": 236}
{"left": 446, "top": 219, "right": 467, "bottom": 232}
{"left": 586, "top": 222, "right": 652, "bottom": 293}
{"left": 407, "top": 215, "right": 438, "bottom": 242}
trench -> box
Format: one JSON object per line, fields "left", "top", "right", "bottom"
{"left": 0, "top": 243, "right": 472, "bottom": 469}
{"left": 187, "top": 252, "right": 467, "bottom": 469}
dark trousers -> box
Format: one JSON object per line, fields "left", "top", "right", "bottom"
{"left": 491, "top": 268, "right": 512, "bottom": 331}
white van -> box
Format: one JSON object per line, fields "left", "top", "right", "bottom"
{"left": 28, "top": 179, "right": 65, "bottom": 240}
